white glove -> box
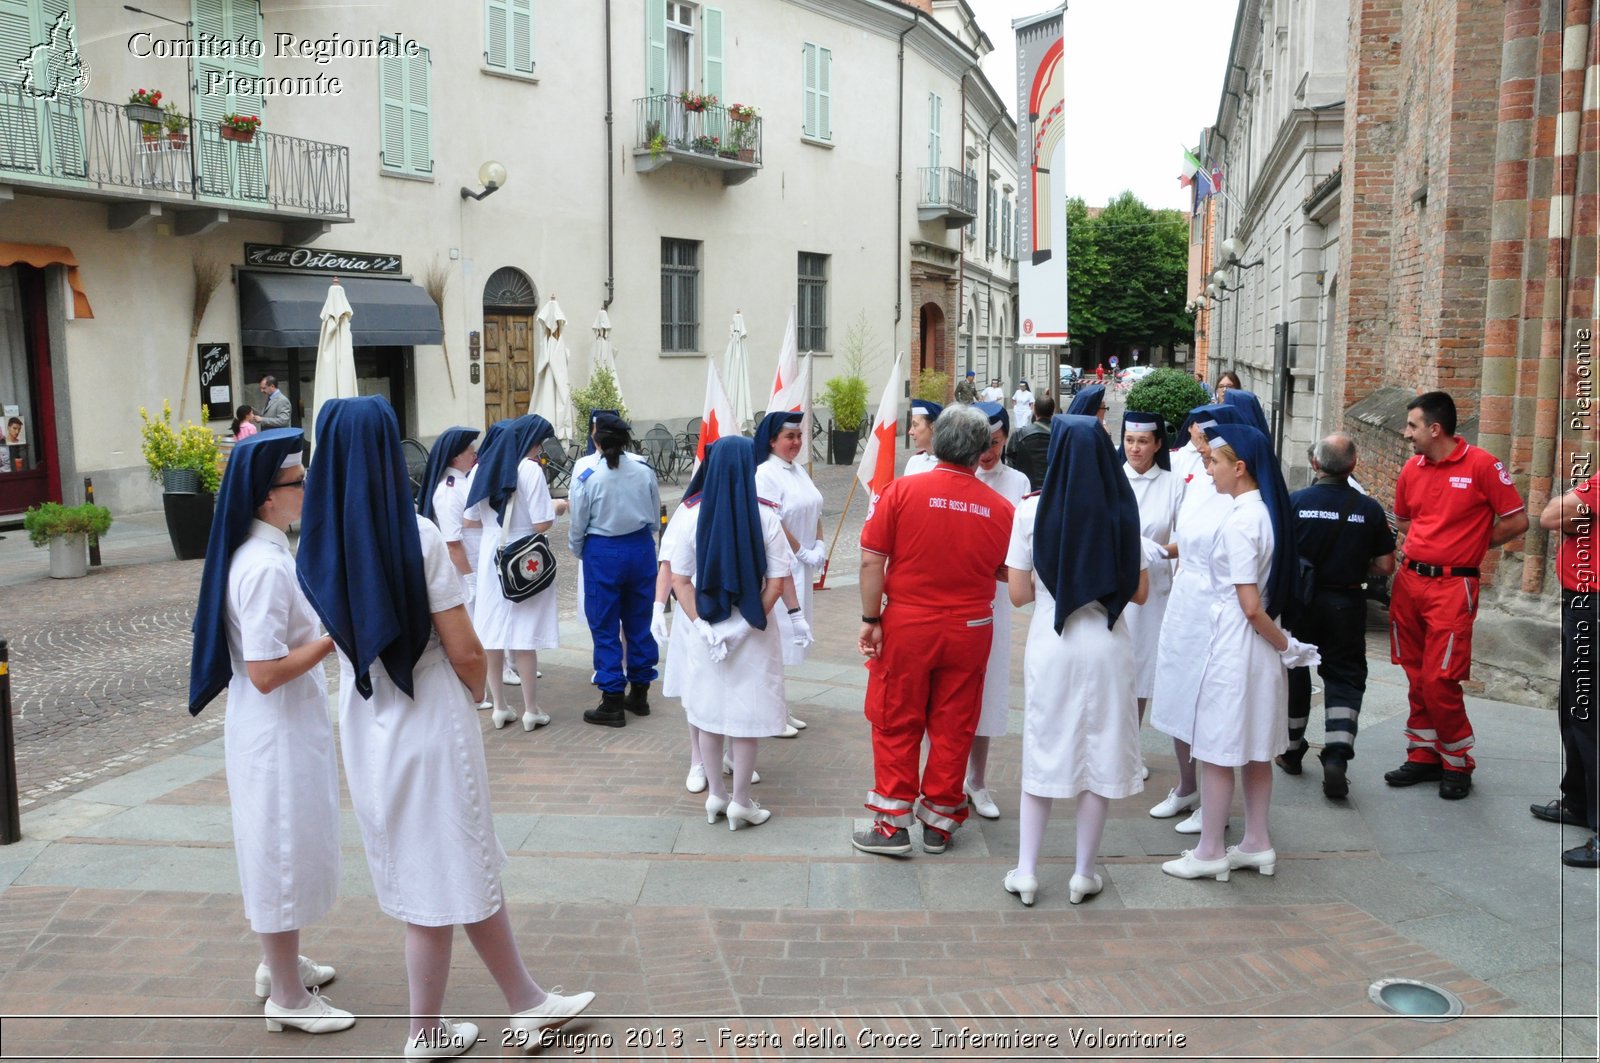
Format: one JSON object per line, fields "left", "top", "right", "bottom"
{"left": 650, "top": 601, "right": 669, "bottom": 644}
{"left": 1280, "top": 635, "right": 1322, "bottom": 669}
{"left": 789, "top": 612, "right": 814, "bottom": 648}
{"left": 796, "top": 541, "right": 827, "bottom": 569}
{"left": 693, "top": 618, "right": 729, "bottom": 663}
{"left": 1140, "top": 537, "right": 1170, "bottom": 566}
{"left": 710, "top": 614, "right": 754, "bottom": 651}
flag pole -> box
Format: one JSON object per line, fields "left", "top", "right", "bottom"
{"left": 814, "top": 472, "right": 859, "bottom": 591}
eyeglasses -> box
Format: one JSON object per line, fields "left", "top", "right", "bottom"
{"left": 269, "top": 477, "right": 306, "bottom": 491}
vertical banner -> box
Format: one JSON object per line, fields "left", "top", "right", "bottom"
{"left": 1014, "top": 6, "right": 1068, "bottom": 347}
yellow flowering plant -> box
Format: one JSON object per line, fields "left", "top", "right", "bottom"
{"left": 139, "top": 400, "right": 222, "bottom": 493}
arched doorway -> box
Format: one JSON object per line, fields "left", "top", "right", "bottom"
{"left": 482, "top": 267, "right": 538, "bottom": 425}
{"left": 918, "top": 302, "right": 946, "bottom": 376}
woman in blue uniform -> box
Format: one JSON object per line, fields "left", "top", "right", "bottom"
{"left": 569, "top": 414, "right": 661, "bottom": 726}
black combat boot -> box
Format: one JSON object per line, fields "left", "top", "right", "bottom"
{"left": 626, "top": 682, "right": 652, "bottom": 717}
{"left": 584, "top": 691, "right": 628, "bottom": 728}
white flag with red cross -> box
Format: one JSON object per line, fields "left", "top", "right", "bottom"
{"left": 695, "top": 357, "right": 740, "bottom": 467}
{"left": 856, "top": 352, "right": 903, "bottom": 520}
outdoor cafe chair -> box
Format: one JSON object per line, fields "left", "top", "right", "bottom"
{"left": 541, "top": 436, "right": 574, "bottom": 492}
{"left": 642, "top": 425, "right": 680, "bottom": 484}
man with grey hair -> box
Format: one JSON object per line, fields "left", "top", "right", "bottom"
{"left": 852, "top": 404, "right": 1015, "bottom": 855}
{"left": 1279, "top": 432, "right": 1397, "bottom": 798}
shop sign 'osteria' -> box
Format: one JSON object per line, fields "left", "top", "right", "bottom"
{"left": 244, "top": 243, "right": 402, "bottom": 275}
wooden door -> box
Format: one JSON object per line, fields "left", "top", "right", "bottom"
{"left": 482, "top": 312, "right": 534, "bottom": 425}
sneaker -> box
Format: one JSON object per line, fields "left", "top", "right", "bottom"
{"left": 922, "top": 826, "right": 951, "bottom": 854}
{"left": 685, "top": 762, "right": 708, "bottom": 793}
{"left": 851, "top": 821, "right": 912, "bottom": 856}
{"left": 1384, "top": 760, "right": 1443, "bottom": 787}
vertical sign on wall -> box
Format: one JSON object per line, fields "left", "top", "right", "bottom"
{"left": 1014, "top": 5, "right": 1068, "bottom": 347}
{"left": 198, "top": 343, "right": 233, "bottom": 417}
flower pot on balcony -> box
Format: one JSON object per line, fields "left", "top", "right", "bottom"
{"left": 737, "top": 148, "right": 756, "bottom": 163}
{"left": 167, "top": 131, "right": 188, "bottom": 149}
{"left": 730, "top": 112, "right": 753, "bottom": 123}
{"left": 141, "top": 132, "right": 161, "bottom": 147}
{"left": 220, "top": 125, "right": 256, "bottom": 144}
{"left": 125, "top": 102, "right": 164, "bottom": 125}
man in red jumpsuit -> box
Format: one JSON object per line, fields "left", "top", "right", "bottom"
{"left": 1386, "top": 391, "right": 1528, "bottom": 799}
{"left": 854, "top": 405, "right": 1014, "bottom": 855}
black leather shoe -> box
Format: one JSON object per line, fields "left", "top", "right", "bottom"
{"left": 1321, "top": 755, "right": 1349, "bottom": 800}
{"left": 1274, "top": 748, "right": 1306, "bottom": 775}
{"left": 1384, "top": 761, "right": 1444, "bottom": 787}
{"left": 1530, "top": 799, "right": 1586, "bottom": 826}
{"left": 1438, "top": 769, "right": 1472, "bottom": 800}
{"left": 626, "top": 682, "right": 652, "bottom": 716}
{"left": 583, "top": 692, "right": 628, "bottom": 728}
{"left": 1562, "top": 836, "right": 1600, "bottom": 868}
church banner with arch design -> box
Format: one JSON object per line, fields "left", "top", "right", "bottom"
{"left": 1013, "top": 6, "right": 1067, "bottom": 347}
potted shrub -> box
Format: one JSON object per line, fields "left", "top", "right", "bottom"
{"left": 691, "top": 134, "right": 719, "bottom": 155}
{"left": 648, "top": 132, "right": 667, "bottom": 161}
{"left": 1124, "top": 368, "right": 1211, "bottom": 444}
{"left": 23, "top": 501, "right": 112, "bottom": 579}
{"left": 163, "top": 102, "right": 189, "bottom": 148}
{"left": 139, "top": 401, "right": 222, "bottom": 560}
{"left": 219, "top": 113, "right": 261, "bottom": 144}
{"left": 821, "top": 374, "right": 868, "bottom": 465}
{"left": 125, "top": 88, "right": 164, "bottom": 125}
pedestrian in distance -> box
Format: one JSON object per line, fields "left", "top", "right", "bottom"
{"left": 965, "top": 402, "right": 1032, "bottom": 821}
{"left": 981, "top": 378, "right": 1007, "bottom": 404}
{"left": 903, "top": 399, "right": 942, "bottom": 476}
{"left": 1010, "top": 380, "right": 1035, "bottom": 428}
{"left": 1003, "top": 414, "right": 1149, "bottom": 906}
{"left": 188, "top": 427, "right": 352, "bottom": 1037}
{"left": 955, "top": 370, "right": 980, "bottom": 404}
{"left": 465, "top": 413, "right": 564, "bottom": 732}
{"left": 1535, "top": 474, "right": 1600, "bottom": 867}
{"left": 1162, "top": 423, "right": 1318, "bottom": 883}
{"left": 852, "top": 405, "right": 1015, "bottom": 857}
{"left": 1147, "top": 403, "right": 1253, "bottom": 834}
{"left": 669, "top": 436, "right": 795, "bottom": 832}
{"left": 568, "top": 413, "right": 661, "bottom": 727}
{"left": 296, "top": 397, "right": 594, "bottom": 1060}
{"left": 257, "top": 375, "right": 291, "bottom": 429}
{"left": 753, "top": 409, "right": 824, "bottom": 736}
{"left": 1385, "top": 391, "right": 1527, "bottom": 800}
{"left": 1278, "top": 433, "right": 1396, "bottom": 799}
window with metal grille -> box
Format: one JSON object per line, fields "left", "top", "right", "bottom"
{"left": 661, "top": 238, "right": 700, "bottom": 351}
{"left": 797, "top": 252, "right": 829, "bottom": 351}
{"left": 986, "top": 182, "right": 998, "bottom": 253}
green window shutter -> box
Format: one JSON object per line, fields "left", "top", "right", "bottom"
{"left": 701, "top": 6, "right": 722, "bottom": 101}
{"left": 644, "top": 0, "right": 666, "bottom": 98}
{"left": 0, "top": 0, "right": 33, "bottom": 78}
{"left": 815, "top": 46, "right": 830, "bottom": 140}
{"left": 801, "top": 43, "right": 817, "bottom": 138}
{"left": 379, "top": 49, "right": 405, "bottom": 170}
{"left": 406, "top": 45, "right": 432, "bottom": 174}
{"left": 928, "top": 92, "right": 940, "bottom": 169}
{"left": 510, "top": 0, "right": 533, "bottom": 74}
{"left": 484, "top": 0, "right": 507, "bottom": 68}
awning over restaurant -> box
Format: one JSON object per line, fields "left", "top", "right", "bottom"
{"left": 238, "top": 271, "right": 443, "bottom": 347}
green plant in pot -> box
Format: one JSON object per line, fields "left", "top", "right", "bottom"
{"left": 23, "top": 501, "right": 112, "bottom": 579}
{"left": 1123, "top": 368, "right": 1211, "bottom": 443}
{"left": 572, "top": 366, "right": 631, "bottom": 434}
{"left": 139, "top": 400, "right": 221, "bottom": 560}
{"left": 821, "top": 374, "right": 868, "bottom": 465}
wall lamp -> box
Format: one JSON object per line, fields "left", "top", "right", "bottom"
{"left": 1217, "top": 237, "right": 1264, "bottom": 270}
{"left": 1207, "top": 279, "right": 1239, "bottom": 298}
{"left": 461, "top": 160, "right": 508, "bottom": 201}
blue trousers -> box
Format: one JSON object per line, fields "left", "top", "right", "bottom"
{"left": 582, "top": 528, "right": 659, "bottom": 693}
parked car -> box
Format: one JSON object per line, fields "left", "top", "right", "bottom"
{"left": 1117, "top": 365, "right": 1157, "bottom": 384}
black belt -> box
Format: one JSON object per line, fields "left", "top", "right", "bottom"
{"left": 1406, "top": 560, "right": 1480, "bottom": 578}
{"left": 1317, "top": 583, "right": 1366, "bottom": 592}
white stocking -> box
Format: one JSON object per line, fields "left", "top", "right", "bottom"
{"left": 1073, "top": 792, "right": 1109, "bottom": 880}
{"left": 1016, "top": 791, "right": 1053, "bottom": 878}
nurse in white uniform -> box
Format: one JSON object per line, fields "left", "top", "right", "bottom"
{"left": 966, "top": 402, "right": 1031, "bottom": 820}
{"left": 753, "top": 410, "right": 821, "bottom": 735}
{"left": 1147, "top": 403, "right": 1250, "bottom": 831}
{"left": 419, "top": 427, "right": 481, "bottom": 609}
{"left": 466, "top": 414, "right": 564, "bottom": 732}
{"left": 1118, "top": 410, "right": 1184, "bottom": 722}
{"left": 670, "top": 437, "right": 794, "bottom": 832}
{"left": 902, "top": 400, "right": 942, "bottom": 476}
{"left": 187, "top": 428, "right": 352, "bottom": 1036}
{"left": 1162, "top": 424, "right": 1316, "bottom": 883}
{"left": 297, "top": 397, "right": 595, "bottom": 1060}
{"left": 1002, "top": 415, "right": 1148, "bottom": 907}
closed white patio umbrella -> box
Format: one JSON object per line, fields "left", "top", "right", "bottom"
{"left": 532, "top": 295, "right": 574, "bottom": 441}
{"left": 309, "top": 278, "right": 358, "bottom": 448}
{"left": 723, "top": 310, "right": 754, "bottom": 432}
{"left": 590, "top": 308, "right": 624, "bottom": 405}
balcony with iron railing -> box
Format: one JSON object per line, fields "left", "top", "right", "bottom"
{"left": 632, "top": 95, "right": 762, "bottom": 186}
{"left": 917, "top": 165, "right": 977, "bottom": 228}
{"left": 0, "top": 85, "right": 351, "bottom": 240}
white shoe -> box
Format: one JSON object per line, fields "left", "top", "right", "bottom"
{"left": 788, "top": 714, "right": 807, "bottom": 730}
{"left": 705, "top": 793, "right": 730, "bottom": 823}
{"left": 1174, "top": 808, "right": 1207, "bottom": 834}
{"left": 1225, "top": 844, "right": 1277, "bottom": 876}
{"left": 723, "top": 757, "right": 759, "bottom": 784}
{"left": 503, "top": 666, "right": 521, "bottom": 686}
{"left": 777, "top": 723, "right": 800, "bottom": 738}
{"left": 727, "top": 799, "right": 771, "bottom": 830}
{"left": 405, "top": 1018, "right": 479, "bottom": 1060}
{"left": 1003, "top": 869, "right": 1037, "bottom": 906}
{"left": 1141, "top": 764, "right": 1150, "bottom": 780}
{"left": 476, "top": 698, "right": 494, "bottom": 711}
{"left": 1148, "top": 787, "right": 1200, "bottom": 819}
{"left": 254, "top": 955, "right": 335, "bottom": 999}
{"left": 522, "top": 707, "right": 551, "bottom": 731}
{"left": 1068, "top": 873, "right": 1103, "bottom": 904}
{"left": 685, "top": 762, "right": 708, "bottom": 793}
{"left": 1161, "top": 849, "right": 1231, "bottom": 881}
{"left": 264, "top": 993, "right": 355, "bottom": 1034}
{"left": 965, "top": 781, "right": 1001, "bottom": 820}
{"left": 509, "top": 988, "right": 595, "bottom": 1036}
{"left": 491, "top": 705, "right": 517, "bottom": 729}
